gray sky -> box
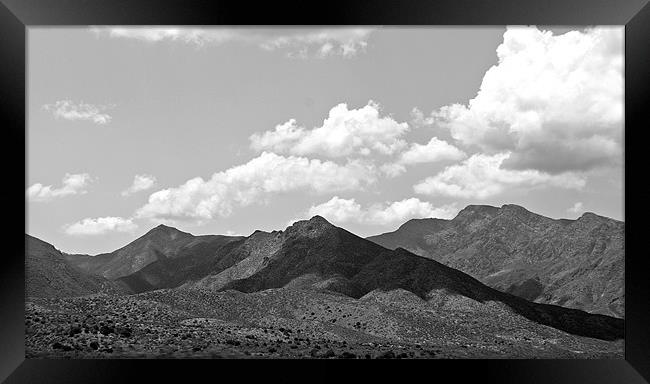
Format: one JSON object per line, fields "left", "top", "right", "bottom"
{"left": 27, "top": 26, "right": 624, "bottom": 254}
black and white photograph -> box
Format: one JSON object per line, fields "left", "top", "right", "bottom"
{"left": 24, "top": 25, "right": 626, "bottom": 360}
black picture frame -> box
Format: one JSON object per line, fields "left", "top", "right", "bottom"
{"left": 2, "top": 0, "right": 649, "bottom": 383}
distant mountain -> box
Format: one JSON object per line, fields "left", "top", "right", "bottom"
{"left": 25, "top": 235, "right": 127, "bottom": 298}
{"left": 367, "top": 204, "right": 624, "bottom": 317}
{"left": 167, "top": 216, "right": 623, "bottom": 341}
{"left": 63, "top": 224, "right": 244, "bottom": 279}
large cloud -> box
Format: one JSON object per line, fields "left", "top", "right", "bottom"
{"left": 135, "top": 152, "right": 377, "bottom": 221}
{"left": 27, "top": 173, "right": 94, "bottom": 202}
{"left": 298, "top": 196, "right": 459, "bottom": 226}
{"left": 414, "top": 152, "right": 586, "bottom": 199}
{"left": 430, "top": 26, "right": 623, "bottom": 173}
{"left": 64, "top": 216, "right": 137, "bottom": 235}
{"left": 43, "top": 100, "right": 113, "bottom": 125}
{"left": 250, "top": 101, "right": 409, "bottom": 158}
{"left": 121, "top": 174, "right": 157, "bottom": 197}
{"left": 91, "top": 27, "right": 374, "bottom": 58}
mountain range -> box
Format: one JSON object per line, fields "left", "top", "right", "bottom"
{"left": 25, "top": 206, "right": 625, "bottom": 345}
{"left": 367, "top": 204, "right": 624, "bottom": 317}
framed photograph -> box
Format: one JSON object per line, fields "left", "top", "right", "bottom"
{"left": 2, "top": 0, "right": 649, "bottom": 382}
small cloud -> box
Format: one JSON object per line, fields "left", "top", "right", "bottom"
{"left": 63, "top": 216, "right": 138, "bottom": 236}
{"left": 121, "top": 174, "right": 157, "bottom": 197}
{"left": 91, "top": 27, "right": 238, "bottom": 46}
{"left": 568, "top": 202, "right": 584, "bottom": 214}
{"left": 398, "top": 137, "right": 466, "bottom": 166}
{"left": 259, "top": 28, "right": 372, "bottom": 58}
{"left": 410, "top": 107, "right": 434, "bottom": 127}
{"left": 91, "top": 27, "right": 375, "bottom": 58}
{"left": 43, "top": 100, "right": 113, "bottom": 125}
{"left": 27, "top": 173, "right": 94, "bottom": 202}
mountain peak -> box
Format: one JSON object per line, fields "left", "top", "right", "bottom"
{"left": 578, "top": 211, "right": 613, "bottom": 222}
{"left": 143, "top": 224, "right": 192, "bottom": 240}
{"left": 500, "top": 204, "right": 532, "bottom": 216}
{"left": 150, "top": 223, "right": 179, "bottom": 232}
{"left": 501, "top": 203, "right": 526, "bottom": 210}
{"left": 453, "top": 204, "right": 500, "bottom": 221}
{"left": 287, "top": 215, "right": 337, "bottom": 238}
{"left": 308, "top": 215, "right": 332, "bottom": 225}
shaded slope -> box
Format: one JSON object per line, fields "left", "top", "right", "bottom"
{"left": 220, "top": 216, "right": 383, "bottom": 295}
{"left": 25, "top": 235, "right": 127, "bottom": 297}
{"left": 118, "top": 234, "right": 252, "bottom": 293}
{"left": 367, "top": 204, "right": 624, "bottom": 317}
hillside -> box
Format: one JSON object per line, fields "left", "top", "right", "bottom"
{"left": 367, "top": 204, "right": 624, "bottom": 317}
{"left": 25, "top": 235, "right": 126, "bottom": 298}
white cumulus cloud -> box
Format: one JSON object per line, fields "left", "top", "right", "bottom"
{"left": 64, "top": 216, "right": 138, "bottom": 236}
{"left": 413, "top": 152, "right": 586, "bottom": 199}
{"left": 298, "top": 196, "right": 458, "bottom": 226}
{"left": 135, "top": 152, "right": 377, "bottom": 222}
{"left": 398, "top": 137, "right": 466, "bottom": 165}
{"left": 250, "top": 101, "right": 409, "bottom": 158}
{"left": 27, "top": 173, "right": 94, "bottom": 202}
{"left": 121, "top": 174, "right": 157, "bottom": 197}
{"left": 429, "top": 26, "right": 623, "bottom": 173}
{"left": 43, "top": 100, "right": 113, "bottom": 125}
{"left": 379, "top": 137, "right": 466, "bottom": 178}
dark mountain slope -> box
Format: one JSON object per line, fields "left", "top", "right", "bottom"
{"left": 220, "top": 216, "right": 384, "bottom": 294}
{"left": 63, "top": 225, "right": 243, "bottom": 279}
{"left": 367, "top": 204, "right": 624, "bottom": 317}
{"left": 26, "top": 235, "right": 127, "bottom": 297}
{"left": 350, "top": 248, "right": 622, "bottom": 341}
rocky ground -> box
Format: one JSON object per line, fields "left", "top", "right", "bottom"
{"left": 25, "top": 287, "right": 623, "bottom": 359}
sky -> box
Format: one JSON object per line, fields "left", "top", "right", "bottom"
{"left": 27, "top": 26, "right": 624, "bottom": 255}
